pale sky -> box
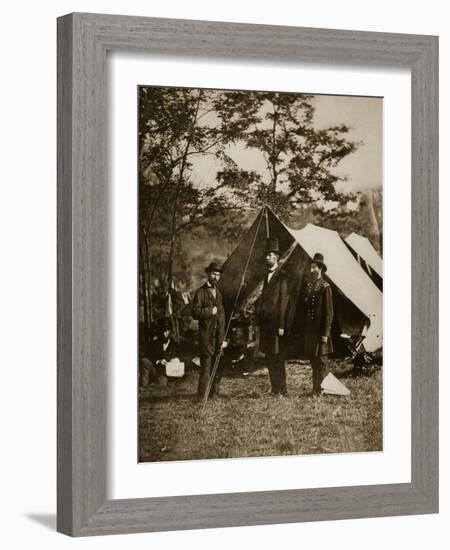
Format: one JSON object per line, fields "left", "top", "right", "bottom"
{"left": 313, "top": 94, "right": 382, "bottom": 190}
{"left": 191, "top": 93, "right": 383, "bottom": 192}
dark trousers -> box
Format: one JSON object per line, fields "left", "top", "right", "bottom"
{"left": 266, "top": 352, "right": 287, "bottom": 395}
{"left": 311, "top": 355, "right": 330, "bottom": 394}
{"left": 140, "top": 357, "right": 167, "bottom": 387}
{"left": 197, "top": 354, "right": 222, "bottom": 399}
{"left": 139, "top": 357, "right": 158, "bottom": 387}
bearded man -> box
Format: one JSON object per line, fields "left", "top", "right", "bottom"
{"left": 255, "top": 239, "right": 289, "bottom": 396}
{"left": 300, "top": 253, "right": 334, "bottom": 395}
{"left": 191, "top": 262, "right": 227, "bottom": 400}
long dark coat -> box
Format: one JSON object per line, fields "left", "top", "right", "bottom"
{"left": 150, "top": 337, "right": 178, "bottom": 365}
{"left": 255, "top": 269, "right": 289, "bottom": 355}
{"left": 191, "top": 283, "right": 226, "bottom": 357}
{"left": 299, "top": 277, "right": 334, "bottom": 358}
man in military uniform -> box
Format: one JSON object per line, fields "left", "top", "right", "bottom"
{"left": 300, "top": 253, "right": 334, "bottom": 395}
{"left": 255, "top": 239, "right": 289, "bottom": 396}
{"left": 191, "top": 262, "right": 227, "bottom": 400}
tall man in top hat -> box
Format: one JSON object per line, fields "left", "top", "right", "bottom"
{"left": 191, "top": 262, "right": 227, "bottom": 400}
{"left": 300, "top": 253, "right": 334, "bottom": 395}
{"left": 255, "top": 239, "right": 289, "bottom": 396}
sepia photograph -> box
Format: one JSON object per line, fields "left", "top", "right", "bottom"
{"left": 138, "top": 85, "right": 383, "bottom": 462}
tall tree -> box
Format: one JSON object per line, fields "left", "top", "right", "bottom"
{"left": 138, "top": 87, "right": 258, "bottom": 341}
{"left": 217, "top": 92, "right": 359, "bottom": 218}
{"left": 312, "top": 187, "right": 383, "bottom": 254}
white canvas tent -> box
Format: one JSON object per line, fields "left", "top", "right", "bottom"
{"left": 287, "top": 223, "right": 383, "bottom": 352}
{"left": 219, "top": 207, "right": 383, "bottom": 354}
{"left": 345, "top": 232, "right": 383, "bottom": 279}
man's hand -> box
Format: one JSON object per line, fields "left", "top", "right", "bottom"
{"left": 321, "top": 336, "right": 328, "bottom": 343}
{"left": 161, "top": 359, "right": 167, "bottom": 365}
{"left": 278, "top": 328, "right": 284, "bottom": 336}
{"left": 221, "top": 340, "right": 228, "bottom": 349}
{"left": 212, "top": 306, "right": 218, "bottom": 315}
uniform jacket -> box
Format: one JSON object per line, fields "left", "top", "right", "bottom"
{"left": 191, "top": 282, "right": 226, "bottom": 357}
{"left": 299, "top": 277, "right": 334, "bottom": 357}
{"left": 255, "top": 269, "right": 289, "bottom": 355}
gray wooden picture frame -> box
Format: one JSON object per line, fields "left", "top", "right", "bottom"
{"left": 57, "top": 12, "right": 438, "bottom": 537}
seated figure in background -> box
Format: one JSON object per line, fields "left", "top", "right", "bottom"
{"left": 140, "top": 317, "right": 178, "bottom": 388}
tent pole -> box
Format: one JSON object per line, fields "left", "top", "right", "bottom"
{"left": 264, "top": 204, "right": 270, "bottom": 239}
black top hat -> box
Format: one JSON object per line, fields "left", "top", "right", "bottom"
{"left": 205, "top": 261, "right": 223, "bottom": 274}
{"left": 265, "top": 238, "right": 280, "bottom": 255}
{"left": 311, "top": 252, "right": 327, "bottom": 272}
{"left": 157, "top": 317, "right": 173, "bottom": 333}
{"left": 156, "top": 317, "right": 173, "bottom": 338}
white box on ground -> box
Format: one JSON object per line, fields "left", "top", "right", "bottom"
{"left": 165, "top": 359, "right": 185, "bottom": 377}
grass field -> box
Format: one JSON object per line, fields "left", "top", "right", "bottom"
{"left": 139, "top": 360, "right": 382, "bottom": 462}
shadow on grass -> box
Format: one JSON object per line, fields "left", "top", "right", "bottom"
{"left": 140, "top": 393, "right": 198, "bottom": 403}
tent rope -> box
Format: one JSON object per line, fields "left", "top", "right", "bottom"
{"left": 201, "top": 206, "right": 266, "bottom": 413}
